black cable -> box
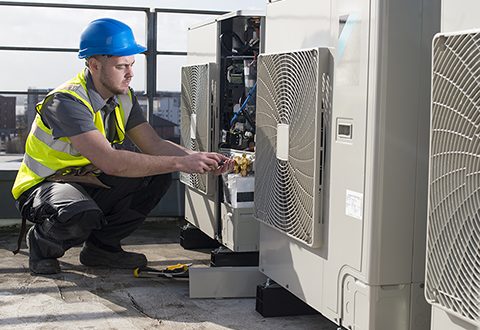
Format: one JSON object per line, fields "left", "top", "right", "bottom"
{"left": 219, "top": 31, "right": 249, "bottom": 55}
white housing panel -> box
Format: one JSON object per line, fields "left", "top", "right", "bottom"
{"left": 441, "top": 0, "right": 480, "bottom": 33}
{"left": 257, "top": 0, "right": 440, "bottom": 329}
{"left": 187, "top": 19, "right": 217, "bottom": 65}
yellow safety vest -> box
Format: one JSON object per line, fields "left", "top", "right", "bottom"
{"left": 11, "top": 70, "right": 133, "bottom": 199}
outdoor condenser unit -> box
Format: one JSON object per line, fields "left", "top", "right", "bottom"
{"left": 425, "top": 1, "right": 480, "bottom": 329}
{"left": 254, "top": 0, "right": 440, "bottom": 329}
{"left": 426, "top": 29, "right": 480, "bottom": 330}
{"left": 181, "top": 11, "right": 265, "bottom": 252}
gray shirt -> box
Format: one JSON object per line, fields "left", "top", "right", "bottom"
{"left": 40, "top": 69, "right": 146, "bottom": 142}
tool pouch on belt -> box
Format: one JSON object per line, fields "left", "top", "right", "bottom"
{"left": 46, "top": 164, "right": 111, "bottom": 189}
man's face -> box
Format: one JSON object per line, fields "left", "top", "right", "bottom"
{"left": 93, "top": 55, "right": 135, "bottom": 96}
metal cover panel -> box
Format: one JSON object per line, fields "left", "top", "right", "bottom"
{"left": 254, "top": 48, "right": 333, "bottom": 247}
{"left": 426, "top": 31, "right": 480, "bottom": 325}
{"left": 221, "top": 203, "right": 259, "bottom": 252}
{"left": 189, "top": 266, "right": 267, "bottom": 298}
{"left": 442, "top": 0, "right": 480, "bottom": 33}
{"left": 180, "top": 63, "right": 215, "bottom": 195}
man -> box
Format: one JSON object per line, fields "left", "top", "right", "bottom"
{"left": 11, "top": 18, "right": 233, "bottom": 275}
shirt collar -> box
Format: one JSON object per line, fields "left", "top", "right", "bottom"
{"left": 84, "top": 69, "right": 119, "bottom": 113}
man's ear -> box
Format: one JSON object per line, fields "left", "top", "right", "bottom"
{"left": 87, "top": 57, "right": 101, "bottom": 73}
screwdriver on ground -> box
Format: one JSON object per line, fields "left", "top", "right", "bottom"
{"left": 133, "top": 263, "right": 191, "bottom": 278}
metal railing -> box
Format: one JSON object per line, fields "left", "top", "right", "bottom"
{"left": 0, "top": 1, "right": 227, "bottom": 122}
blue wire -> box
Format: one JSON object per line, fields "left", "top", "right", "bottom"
{"left": 230, "top": 83, "right": 257, "bottom": 127}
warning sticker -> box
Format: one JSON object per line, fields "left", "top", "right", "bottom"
{"left": 345, "top": 189, "right": 363, "bottom": 220}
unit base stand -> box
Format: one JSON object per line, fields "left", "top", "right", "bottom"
{"left": 210, "top": 246, "right": 259, "bottom": 267}
{"left": 190, "top": 266, "right": 267, "bottom": 298}
{"left": 189, "top": 246, "right": 264, "bottom": 298}
{"left": 179, "top": 223, "right": 220, "bottom": 250}
{"left": 256, "top": 279, "right": 319, "bottom": 317}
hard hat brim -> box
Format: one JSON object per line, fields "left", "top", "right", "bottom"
{"left": 78, "top": 43, "right": 147, "bottom": 59}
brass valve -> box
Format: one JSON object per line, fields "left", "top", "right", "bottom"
{"left": 233, "top": 153, "right": 252, "bottom": 176}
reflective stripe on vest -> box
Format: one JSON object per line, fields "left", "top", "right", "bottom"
{"left": 23, "top": 153, "right": 55, "bottom": 178}
{"left": 118, "top": 94, "right": 133, "bottom": 120}
{"left": 11, "top": 70, "right": 133, "bottom": 199}
{"left": 30, "top": 122, "right": 80, "bottom": 156}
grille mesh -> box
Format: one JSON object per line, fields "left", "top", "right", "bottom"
{"left": 426, "top": 31, "right": 480, "bottom": 324}
{"left": 179, "top": 64, "right": 212, "bottom": 195}
{"left": 254, "top": 48, "right": 332, "bottom": 247}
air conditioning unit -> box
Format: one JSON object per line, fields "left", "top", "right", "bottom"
{"left": 254, "top": 0, "right": 440, "bottom": 329}
{"left": 425, "top": 1, "right": 480, "bottom": 329}
{"left": 426, "top": 29, "right": 480, "bottom": 330}
{"left": 181, "top": 11, "right": 265, "bottom": 251}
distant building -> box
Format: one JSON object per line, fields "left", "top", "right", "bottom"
{"left": 136, "top": 91, "right": 181, "bottom": 137}
{"left": 151, "top": 114, "right": 179, "bottom": 143}
{"left": 0, "top": 95, "right": 16, "bottom": 131}
{"left": 136, "top": 94, "right": 148, "bottom": 118}
{"left": 157, "top": 91, "right": 181, "bottom": 127}
{"left": 26, "top": 88, "right": 49, "bottom": 129}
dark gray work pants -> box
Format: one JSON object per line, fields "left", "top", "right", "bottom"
{"left": 17, "top": 173, "right": 172, "bottom": 260}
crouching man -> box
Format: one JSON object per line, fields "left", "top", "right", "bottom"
{"left": 11, "top": 18, "right": 233, "bottom": 275}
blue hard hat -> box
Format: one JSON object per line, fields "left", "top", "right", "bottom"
{"left": 78, "top": 18, "right": 146, "bottom": 59}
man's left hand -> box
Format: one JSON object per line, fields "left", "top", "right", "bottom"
{"left": 211, "top": 155, "right": 234, "bottom": 175}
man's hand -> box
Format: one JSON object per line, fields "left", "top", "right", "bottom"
{"left": 178, "top": 152, "right": 233, "bottom": 175}
{"left": 212, "top": 157, "right": 235, "bottom": 175}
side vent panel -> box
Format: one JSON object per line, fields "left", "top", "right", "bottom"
{"left": 180, "top": 63, "right": 215, "bottom": 195}
{"left": 426, "top": 31, "right": 480, "bottom": 324}
{"left": 254, "top": 48, "right": 333, "bottom": 248}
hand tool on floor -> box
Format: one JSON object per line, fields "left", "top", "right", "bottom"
{"left": 133, "top": 263, "right": 192, "bottom": 278}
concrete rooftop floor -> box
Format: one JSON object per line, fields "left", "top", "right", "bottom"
{"left": 0, "top": 219, "right": 338, "bottom": 330}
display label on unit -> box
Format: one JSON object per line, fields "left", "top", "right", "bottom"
{"left": 345, "top": 189, "right": 363, "bottom": 220}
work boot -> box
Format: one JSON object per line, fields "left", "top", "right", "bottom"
{"left": 79, "top": 242, "right": 147, "bottom": 269}
{"left": 26, "top": 227, "right": 61, "bottom": 275}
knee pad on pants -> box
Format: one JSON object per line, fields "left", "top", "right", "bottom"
{"left": 40, "top": 202, "right": 105, "bottom": 244}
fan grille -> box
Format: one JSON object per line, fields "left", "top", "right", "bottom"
{"left": 426, "top": 31, "right": 480, "bottom": 323}
{"left": 254, "top": 48, "right": 332, "bottom": 247}
{"left": 180, "top": 64, "right": 212, "bottom": 195}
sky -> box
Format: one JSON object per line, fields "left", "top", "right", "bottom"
{"left": 0, "top": 0, "right": 267, "bottom": 93}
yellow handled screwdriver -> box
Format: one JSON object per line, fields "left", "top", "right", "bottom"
{"left": 133, "top": 263, "right": 191, "bottom": 279}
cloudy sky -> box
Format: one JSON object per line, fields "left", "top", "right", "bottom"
{"left": 1, "top": 0, "right": 267, "bottom": 93}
